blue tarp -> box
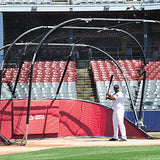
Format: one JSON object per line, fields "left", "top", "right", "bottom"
{"left": 125, "top": 111, "right": 160, "bottom": 131}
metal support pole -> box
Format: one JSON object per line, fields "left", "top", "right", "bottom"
{"left": 12, "top": 44, "right": 28, "bottom": 97}
{"left": 138, "top": 66, "right": 147, "bottom": 130}
{"left": 144, "top": 22, "right": 148, "bottom": 58}
{"left": 55, "top": 45, "right": 75, "bottom": 99}
{"left": 137, "top": 22, "right": 148, "bottom": 129}
{"left": 0, "top": 12, "right": 4, "bottom": 67}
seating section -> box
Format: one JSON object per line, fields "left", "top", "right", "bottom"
{"left": 91, "top": 59, "right": 160, "bottom": 111}
{"left": 136, "top": 80, "right": 160, "bottom": 110}
{"left": 140, "top": 60, "right": 160, "bottom": 81}
{"left": 96, "top": 79, "right": 138, "bottom": 111}
{"left": 1, "top": 59, "right": 160, "bottom": 111}
{"left": 136, "top": 60, "right": 160, "bottom": 110}
{"left": 91, "top": 60, "right": 141, "bottom": 83}
{"left": 1, "top": 61, "right": 77, "bottom": 100}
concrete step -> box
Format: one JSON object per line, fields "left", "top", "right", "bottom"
{"left": 77, "top": 78, "right": 92, "bottom": 82}
{"left": 76, "top": 82, "right": 92, "bottom": 86}
{"left": 77, "top": 92, "right": 95, "bottom": 96}
{"left": 78, "top": 97, "right": 96, "bottom": 102}
{"left": 76, "top": 68, "right": 98, "bottom": 102}
{"left": 76, "top": 87, "right": 95, "bottom": 91}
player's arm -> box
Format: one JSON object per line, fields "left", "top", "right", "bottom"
{"left": 106, "top": 93, "right": 116, "bottom": 100}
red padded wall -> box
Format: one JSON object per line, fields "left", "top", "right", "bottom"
{"left": 0, "top": 99, "right": 149, "bottom": 140}
{"left": 0, "top": 100, "right": 13, "bottom": 141}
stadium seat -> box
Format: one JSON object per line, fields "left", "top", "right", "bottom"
{"left": 22, "top": 0, "right": 29, "bottom": 4}
{"left": 79, "top": 0, "right": 88, "bottom": 4}
{"left": 95, "top": 0, "right": 102, "bottom": 3}
{"left": 6, "top": 0, "right": 14, "bottom": 4}
{"left": 153, "top": 101, "right": 160, "bottom": 109}
{"left": 15, "top": 0, "right": 22, "bottom": 4}
{"left": 102, "top": 0, "right": 109, "bottom": 3}
{"left": 29, "top": 0, "right": 36, "bottom": 4}
{"left": 1, "top": 83, "right": 12, "bottom": 100}
{"left": 36, "top": 0, "right": 44, "bottom": 4}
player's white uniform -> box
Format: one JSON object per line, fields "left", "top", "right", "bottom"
{"left": 112, "top": 91, "right": 127, "bottom": 140}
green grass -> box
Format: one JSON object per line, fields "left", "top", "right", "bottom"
{"left": 152, "top": 134, "right": 160, "bottom": 137}
{"left": 149, "top": 132, "right": 160, "bottom": 138}
{"left": 1, "top": 145, "right": 160, "bottom": 160}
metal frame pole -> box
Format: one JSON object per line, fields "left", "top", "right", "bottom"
{"left": 54, "top": 45, "right": 75, "bottom": 99}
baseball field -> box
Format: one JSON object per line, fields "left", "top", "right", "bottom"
{"left": 0, "top": 132, "right": 160, "bottom": 159}
{"left": 1, "top": 145, "right": 160, "bottom": 160}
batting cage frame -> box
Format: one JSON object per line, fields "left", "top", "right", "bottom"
{"left": 1, "top": 18, "right": 160, "bottom": 145}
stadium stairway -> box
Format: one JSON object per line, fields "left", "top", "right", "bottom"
{"left": 76, "top": 68, "right": 98, "bottom": 102}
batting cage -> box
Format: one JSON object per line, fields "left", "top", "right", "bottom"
{"left": 1, "top": 18, "right": 160, "bottom": 145}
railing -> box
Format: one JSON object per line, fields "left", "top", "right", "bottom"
{"left": 0, "top": 0, "right": 69, "bottom": 4}
{"left": 0, "top": 0, "right": 160, "bottom": 5}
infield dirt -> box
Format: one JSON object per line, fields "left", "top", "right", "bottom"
{"left": 0, "top": 135, "right": 160, "bottom": 155}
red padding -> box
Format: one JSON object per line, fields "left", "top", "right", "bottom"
{"left": 12, "top": 99, "right": 59, "bottom": 137}
{"left": 0, "top": 99, "right": 149, "bottom": 139}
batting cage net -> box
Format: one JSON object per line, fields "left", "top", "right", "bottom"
{"left": 0, "top": 18, "right": 159, "bottom": 144}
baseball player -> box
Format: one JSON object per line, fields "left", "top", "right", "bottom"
{"left": 106, "top": 84, "right": 127, "bottom": 141}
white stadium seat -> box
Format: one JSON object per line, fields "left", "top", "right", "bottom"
{"left": 15, "top": 0, "right": 22, "bottom": 4}
{"left": 6, "top": 0, "right": 14, "bottom": 4}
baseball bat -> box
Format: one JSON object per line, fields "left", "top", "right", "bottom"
{"left": 106, "top": 75, "right": 113, "bottom": 94}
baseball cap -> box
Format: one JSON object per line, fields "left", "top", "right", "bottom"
{"left": 114, "top": 84, "right": 119, "bottom": 89}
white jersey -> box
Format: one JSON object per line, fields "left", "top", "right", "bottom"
{"left": 112, "top": 91, "right": 124, "bottom": 110}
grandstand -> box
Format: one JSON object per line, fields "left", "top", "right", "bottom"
{"left": 0, "top": 0, "right": 160, "bottom": 145}
{"left": 2, "top": 58, "right": 160, "bottom": 110}
{"left": 1, "top": 61, "right": 77, "bottom": 100}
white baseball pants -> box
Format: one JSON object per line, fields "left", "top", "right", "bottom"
{"left": 112, "top": 107, "right": 127, "bottom": 139}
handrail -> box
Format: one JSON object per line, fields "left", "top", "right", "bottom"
{"left": 0, "top": 0, "right": 160, "bottom": 5}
